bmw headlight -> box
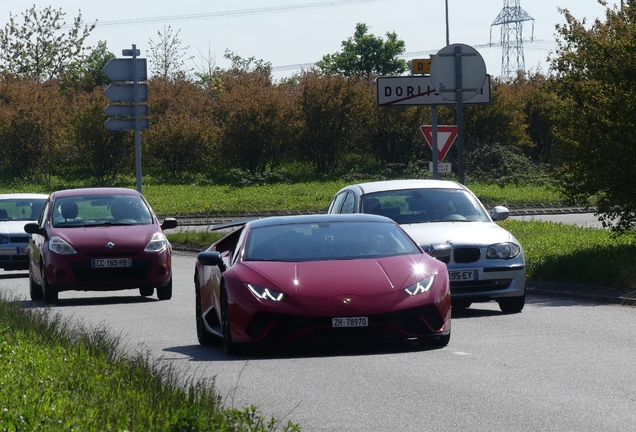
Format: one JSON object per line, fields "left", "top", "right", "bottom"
{"left": 49, "top": 236, "right": 77, "bottom": 255}
{"left": 404, "top": 274, "right": 435, "bottom": 296}
{"left": 486, "top": 242, "right": 521, "bottom": 259}
{"left": 247, "top": 283, "right": 285, "bottom": 301}
{"left": 144, "top": 232, "right": 168, "bottom": 252}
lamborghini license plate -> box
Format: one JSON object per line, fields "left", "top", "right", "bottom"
{"left": 332, "top": 317, "right": 368, "bottom": 327}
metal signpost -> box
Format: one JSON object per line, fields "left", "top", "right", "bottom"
{"left": 430, "top": 43, "right": 487, "bottom": 184}
{"left": 102, "top": 45, "right": 148, "bottom": 193}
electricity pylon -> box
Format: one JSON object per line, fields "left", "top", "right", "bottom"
{"left": 490, "top": 0, "right": 535, "bottom": 79}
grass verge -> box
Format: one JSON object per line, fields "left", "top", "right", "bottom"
{"left": 0, "top": 296, "right": 300, "bottom": 431}
{"left": 1, "top": 181, "right": 569, "bottom": 217}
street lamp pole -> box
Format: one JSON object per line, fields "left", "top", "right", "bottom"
{"left": 445, "top": 0, "right": 450, "bottom": 46}
{"left": 432, "top": 0, "right": 449, "bottom": 180}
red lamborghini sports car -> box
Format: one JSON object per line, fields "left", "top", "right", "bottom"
{"left": 194, "top": 213, "right": 451, "bottom": 355}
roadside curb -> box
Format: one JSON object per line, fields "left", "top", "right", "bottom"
{"left": 527, "top": 280, "right": 636, "bottom": 306}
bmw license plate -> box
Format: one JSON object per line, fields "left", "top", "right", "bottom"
{"left": 91, "top": 258, "right": 132, "bottom": 268}
{"left": 332, "top": 317, "right": 368, "bottom": 328}
{"left": 449, "top": 269, "right": 478, "bottom": 281}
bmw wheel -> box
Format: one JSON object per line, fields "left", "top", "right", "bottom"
{"left": 498, "top": 294, "right": 525, "bottom": 314}
{"left": 452, "top": 300, "right": 472, "bottom": 310}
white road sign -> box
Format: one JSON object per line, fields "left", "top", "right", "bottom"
{"left": 376, "top": 75, "right": 491, "bottom": 106}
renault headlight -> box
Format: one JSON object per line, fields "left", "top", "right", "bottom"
{"left": 144, "top": 232, "right": 168, "bottom": 252}
{"left": 49, "top": 236, "right": 77, "bottom": 255}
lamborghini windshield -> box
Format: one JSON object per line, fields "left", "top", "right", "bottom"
{"left": 244, "top": 220, "right": 420, "bottom": 262}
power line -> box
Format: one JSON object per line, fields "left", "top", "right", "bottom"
{"left": 272, "top": 39, "right": 555, "bottom": 72}
{"left": 93, "top": 0, "right": 403, "bottom": 28}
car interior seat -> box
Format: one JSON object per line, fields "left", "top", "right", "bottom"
{"left": 60, "top": 202, "right": 78, "bottom": 221}
{"left": 363, "top": 198, "right": 382, "bottom": 214}
{"left": 0, "top": 209, "right": 8, "bottom": 220}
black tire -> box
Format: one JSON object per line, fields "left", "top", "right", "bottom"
{"left": 452, "top": 300, "right": 472, "bottom": 310}
{"left": 139, "top": 287, "right": 154, "bottom": 297}
{"left": 156, "top": 277, "right": 172, "bottom": 300}
{"left": 195, "top": 277, "right": 215, "bottom": 346}
{"left": 221, "top": 287, "right": 240, "bottom": 356}
{"left": 41, "top": 264, "right": 58, "bottom": 305}
{"left": 29, "top": 263, "right": 43, "bottom": 301}
{"left": 498, "top": 294, "right": 525, "bottom": 314}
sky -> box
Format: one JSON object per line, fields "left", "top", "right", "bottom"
{"left": 0, "top": 0, "right": 619, "bottom": 80}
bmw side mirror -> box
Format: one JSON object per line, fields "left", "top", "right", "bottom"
{"left": 491, "top": 206, "right": 510, "bottom": 221}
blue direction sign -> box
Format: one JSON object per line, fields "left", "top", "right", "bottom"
{"left": 103, "top": 84, "right": 148, "bottom": 103}
{"left": 122, "top": 48, "right": 141, "bottom": 57}
{"left": 103, "top": 58, "right": 147, "bottom": 81}
{"left": 104, "top": 118, "right": 149, "bottom": 131}
{"left": 104, "top": 104, "right": 149, "bottom": 117}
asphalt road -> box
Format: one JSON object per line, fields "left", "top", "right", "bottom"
{"left": 168, "top": 211, "right": 609, "bottom": 234}
{"left": 510, "top": 212, "right": 607, "bottom": 228}
{"left": 2, "top": 250, "right": 636, "bottom": 432}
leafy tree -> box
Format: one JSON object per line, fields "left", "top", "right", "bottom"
{"left": 371, "top": 104, "right": 429, "bottom": 170}
{"left": 549, "top": 1, "right": 636, "bottom": 230}
{"left": 66, "top": 88, "right": 134, "bottom": 184}
{"left": 214, "top": 71, "right": 300, "bottom": 175}
{"left": 463, "top": 76, "right": 532, "bottom": 154}
{"left": 297, "top": 70, "right": 375, "bottom": 175}
{"left": 0, "top": 78, "right": 64, "bottom": 183}
{"left": 223, "top": 49, "right": 272, "bottom": 75}
{"left": 0, "top": 5, "right": 96, "bottom": 81}
{"left": 316, "top": 23, "right": 407, "bottom": 78}
{"left": 192, "top": 41, "right": 223, "bottom": 93}
{"left": 144, "top": 78, "right": 216, "bottom": 181}
{"left": 148, "top": 25, "right": 193, "bottom": 81}
{"left": 64, "top": 40, "right": 116, "bottom": 92}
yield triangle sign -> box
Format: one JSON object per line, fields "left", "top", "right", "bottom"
{"left": 420, "top": 125, "right": 458, "bottom": 162}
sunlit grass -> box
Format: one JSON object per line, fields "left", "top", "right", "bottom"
{"left": 1, "top": 181, "right": 568, "bottom": 216}
{"left": 500, "top": 220, "right": 636, "bottom": 288}
{"left": 0, "top": 297, "right": 300, "bottom": 431}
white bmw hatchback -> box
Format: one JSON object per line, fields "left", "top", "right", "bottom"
{"left": 327, "top": 179, "right": 526, "bottom": 313}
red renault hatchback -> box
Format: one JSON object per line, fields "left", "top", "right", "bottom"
{"left": 24, "top": 188, "right": 177, "bottom": 304}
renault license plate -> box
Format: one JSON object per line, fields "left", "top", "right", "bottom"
{"left": 91, "top": 258, "right": 132, "bottom": 268}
